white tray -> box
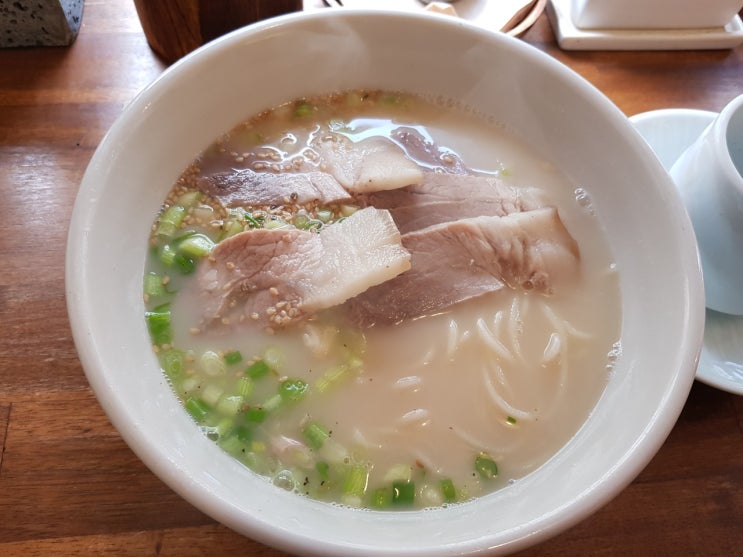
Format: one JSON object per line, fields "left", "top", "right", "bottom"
{"left": 547, "top": 0, "right": 743, "bottom": 50}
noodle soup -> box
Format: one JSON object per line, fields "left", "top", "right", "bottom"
{"left": 143, "top": 90, "right": 621, "bottom": 509}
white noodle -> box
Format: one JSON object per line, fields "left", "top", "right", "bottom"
{"left": 393, "top": 375, "right": 423, "bottom": 391}
{"left": 541, "top": 331, "right": 563, "bottom": 365}
{"left": 476, "top": 317, "right": 514, "bottom": 363}
{"left": 542, "top": 302, "right": 593, "bottom": 340}
{"left": 508, "top": 296, "right": 525, "bottom": 359}
{"left": 398, "top": 408, "right": 431, "bottom": 426}
{"left": 447, "top": 318, "right": 459, "bottom": 358}
{"left": 483, "top": 365, "right": 535, "bottom": 422}
{"left": 351, "top": 428, "right": 382, "bottom": 450}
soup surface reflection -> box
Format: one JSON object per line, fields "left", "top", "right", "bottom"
{"left": 143, "top": 90, "right": 622, "bottom": 510}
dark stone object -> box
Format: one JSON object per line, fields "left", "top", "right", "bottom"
{"left": 0, "top": 0, "right": 84, "bottom": 47}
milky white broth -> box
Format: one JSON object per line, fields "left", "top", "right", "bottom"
{"left": 144, "top": 90, "right": 622, "bottom": 509}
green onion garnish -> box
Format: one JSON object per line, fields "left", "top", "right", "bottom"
{"left": 177, "top": 233, "right": 215, "bottom": 259}
{"left": 316, "top": 461, "right": 330, "bottom": 482}
{"left": 244, "top": 213, "right": 262, "bottom": 228}
{"left": 279, "top": 379, "right": 308, "bottom": 402}
{"left": 246, "top": 359, "right": 270, "bottom": 379}
{"left": 303, "top": 421, "right": 330, "bottom": 450}
{"left": 391, "top": 480, "right": 415, "bottom": 506}
{"left": 145, "top": 307, "right": 172, "bottom": 346}
{"left": 343, "top": 465, "right": 369, "bottom": 498}
{"left": 156, "top": 205, "right": 186, "bottom": 238}
{"left": 224, "top": 350, "right": 243, "bottom": 365}
{"left": 144, "top": 272, "right": 166, "bottom": 298}
{"left": 440, "top": 478, "right": 456, "bottom": 503}
{"left": 294, "top": 100, "right": 314, "bottom": 117}
{"left": 370, "top": 487, "right": 391, "bottom": 509}
{"left": 475, "top": 452, "right": 499, "bottom": 480}
{"left": 185, "top": 397, "right": 210, "bottom": 423}
{"left": 245, "top": 406, "right": 267, "bottom": 423}
{"left": 159, "top": 348, "right": 184, "bottom": 380}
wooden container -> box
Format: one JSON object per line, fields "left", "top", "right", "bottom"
{"left": 133, "top": 0, "right": 304, "bottom": 63}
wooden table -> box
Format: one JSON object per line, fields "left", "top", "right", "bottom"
{"left": 1, "top": 2, "right": 741, "bottom": 555}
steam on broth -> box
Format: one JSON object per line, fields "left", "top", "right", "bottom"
{"left": 144, "top": 90, "right": 622, "bottom": 510}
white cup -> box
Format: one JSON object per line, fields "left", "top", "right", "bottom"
{"left": 670, "top": 93, "right": 743, "bottom": 315}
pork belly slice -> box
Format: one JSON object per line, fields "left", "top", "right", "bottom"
{"left": 357, "top": 171, "right": 549, "bottom": 234}
{"left": 315, "top": 135, "right": 424, "bottom": 193}
{"left": 344, "top": 208, "right": 579, "bottom": 327}
{"left": 195, "top": 168, "right": 352, "bottom": 207}
{"left": 196, "top": 207, "right": 411, "bottom": 329}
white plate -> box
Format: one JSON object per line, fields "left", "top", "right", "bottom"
{"left": 547, "top": 0, "right": 743, "bottom": 50}
{"left": 631, "top": 108, "right": 743, "bottom": 395}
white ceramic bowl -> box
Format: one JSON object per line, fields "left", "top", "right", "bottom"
{"left": 66, "top": 10, "right": 704, "bottom": 556}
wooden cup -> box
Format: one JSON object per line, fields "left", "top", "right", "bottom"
{"left": 133, "top": 0, "right": 304, "bottom": 64}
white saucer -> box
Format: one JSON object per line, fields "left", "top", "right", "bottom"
{"left": 631, "top": 108, "right": 743, "bottom": 395}
{"left": 548, "top": 0, "right": 743, "bottom": 50}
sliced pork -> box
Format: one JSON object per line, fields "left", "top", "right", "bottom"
{"left": 196, "top": 207, "right": 411, "bottom": 330}
{"left": 344, "top": 208, "right": 580, "bottom": 327}
{"left": 357, "top": 172, "right": 549, "bottom": 234}
{"left": 314, "top": 135, "right": 424, "bottom": 193}
{"left": 196, "top": 168, "right": 352, "bottom": 207}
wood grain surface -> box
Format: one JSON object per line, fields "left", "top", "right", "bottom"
{"left": 1, "top": 1, "right": 741, "bottom": 556}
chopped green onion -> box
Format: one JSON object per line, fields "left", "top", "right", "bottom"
{"left": 233, "top": 425, "right": 252, "bottom": 442}
{"left": 246, "top": 359, "right": 270, "bottom": 379}
{"left": 156, "top": 205, "right": 186, "bottom": 237}
{"left": 315, "top": 364, "right": 350, "bottom": 394}
{"left": 200, "top": 350, "right": 225, "bottom": 376}
{"left": 370, "top": 487, "right": 392, "bottom": 509}
{"left": 177, "top": 233, "right": 215, "bottom": 258}
{"left": 263, "top": 346, "right": 284, "bottom": 370}
{"left": 303, "top": 421, "right": 330, "bottom": 450}
{"left": 383, "top": 464, "right": 412, "bottom": 483}
{"left": 244, "top": 213, "right": 262, "bottom": 228}
{"left": 294, "top": 213, "right": 311, "bottom": 229}
{"left": 381, "top": 94, "right": 402, "bottom": 105}
{"left": 262, "top": 393, "right": 283, "bottom": 412}
{"left": 219, "top": 434, "right": 249, "bottom": 457}
{"left": 221, "top": 219, "right": 244, "bottom": 240}
{"left": 264, "top": 218, "right": 289, "bottom": 230}
{"left": 506, "top": 416, "right": 517, "bottom": 425}
{"left": 236, "top": 376, "right": 253, "bottom": 397}
{"left": 173, "top": 252, "right": 196, "bottom": 275}
{"left": 245, "top": 406, "right": 267, "bottom": 423}
{"left": 339, "top": 204, "right": 358, "bottom": 217}
{"left": 300, "top": 219, "right": 322, "bottom": 231}
{"left": 144, "top": 272, "right": 166, "bottom": 298}
{"left": 316, "top": 461, "right": 330, "bottom": 482}
{"left": 475, "top": 452, "right": 499, "bottom": 480}
{"left": 294, "top": 100, "right": 314, "bottom": 117}
{"left": 392, "top": 480, "right": 415, "bottom": 506}
{"left": 224, "top": 350, "right": 243, "bottom": 365}
{"left": 160, "top": 243, "right": 177, "bottom": 267}
{"left": 279, "top": 379, "right": 308, "bottom": 402}
{"left": 145, "top": 307, "right": 172, "bottom": 346}
{"left": 201, "top": 383, "right": 224, "bottom": 407}
{"left": 159, "top": 348, "right": 185, "bottom": 380}
{"left": 316, "top": 209, "right": 333, "bottom": 223}
{"left": 185, "top": 397, "right": 210, "bottom": 423}
{"left": 176, "top": 190, "right": 202, "bottom": 208}
{"left": 216, "top": 395, "right": 244, "bottom": 416}
{"left": 440, "top": 478, "right": 456, "bottom": 503}
{"left": 343, "top": 465, "right": 369, "bottom": 498}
